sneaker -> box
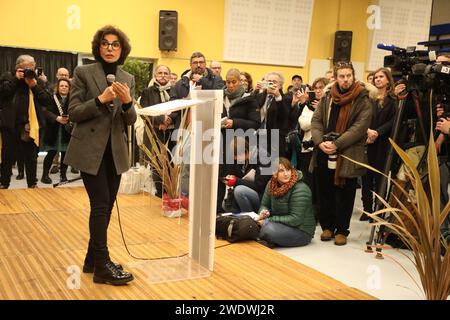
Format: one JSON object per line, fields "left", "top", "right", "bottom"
{"left": 320, "top": 229, "right": 334, "bottom": 241}
{"left": 334, "top": 234, "right": 347, "bottom": 246}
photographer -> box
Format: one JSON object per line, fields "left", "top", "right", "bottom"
{"left": 218, "top": 136, "right": 271, "bottom": 213}
{"left": 310, "top": 62, "right": 372, "bottom": 246}
{"left": 0, "top": 54, "right": 50, "bottom": 189}
{"left": 433, "top": 53, "right": 450, "bottom": 246}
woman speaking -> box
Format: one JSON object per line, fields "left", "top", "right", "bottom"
{"left": 64, "top": 25, "right": 136, "bottom": 285}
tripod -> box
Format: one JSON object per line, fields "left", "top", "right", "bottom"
{"left": 365, "top": 88, "right": 428, "bottom": 259}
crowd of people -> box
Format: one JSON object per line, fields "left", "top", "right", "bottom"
{"left": 1, "top": 24, "right": 449, "bottom": 286}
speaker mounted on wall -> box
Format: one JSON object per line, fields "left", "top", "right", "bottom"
{"left": 333, "top": 31, "right": 353, "bottom": 64}
{"left": 159, "top": 10, "right": 178, "bottom": 51}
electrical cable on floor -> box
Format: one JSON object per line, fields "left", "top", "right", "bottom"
{"left": 115, "top": 198, "right": 233, "bottom": 261}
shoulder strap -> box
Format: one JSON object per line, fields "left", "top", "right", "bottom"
{"left": 53, "top": 95, "right": 64, "bottom": 116}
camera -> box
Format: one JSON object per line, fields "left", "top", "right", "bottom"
{"left": 22, "top": 68, "right": 37, "bottom": 79}
{"left": 323, "top": 132, "right": 340, "bottom": 170}
{"left": 323, "top": 132, "right": 340, "bottom": 142}
{"left": 302, "top": 139, "right": 315, "bottom": 149}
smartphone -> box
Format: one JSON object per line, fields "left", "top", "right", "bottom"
{"left": 261, "top": 81, "right": 273, "bottom": 89}
{"left": 308, "top": 91, "right": 317, "bottom": 101}
{"left": 36, "top": 67, "right": 43, "bottom": 77}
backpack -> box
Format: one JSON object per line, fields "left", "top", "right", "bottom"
{"left": 215, "top": 215, "right": 260, "bottom": 243}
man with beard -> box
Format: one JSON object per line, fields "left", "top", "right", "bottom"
{"left": 310, "top": 61, "right": 372, "bottom": 246}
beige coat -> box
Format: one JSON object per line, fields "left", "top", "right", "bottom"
{"left": 309, "top": 85, "right": 372, "bottom": 178}
{"left": 64, "top": 63, "right": 137, "bottom": 175}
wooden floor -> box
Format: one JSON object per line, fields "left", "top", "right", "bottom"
{"left": 0, "top": 187, "right": 375, "bottom": 300}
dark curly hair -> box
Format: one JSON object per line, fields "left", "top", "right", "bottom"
{"left": 91, "top": 25, "right": 131, "bottom": 65}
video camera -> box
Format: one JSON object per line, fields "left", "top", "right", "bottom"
{"left": 425, "top": 61, "right": 450, "bottom": 118}
{"left": 378, "top": 43, "right": 431, "bottom": 92}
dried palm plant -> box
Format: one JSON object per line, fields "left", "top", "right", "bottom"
{"left": 137, "top": 102, "right": 190, "bottom": 200}
{"left": 344, "top": 134, "right": 450, "bottom": 300}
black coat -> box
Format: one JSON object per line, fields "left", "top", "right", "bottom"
{"left": 222, "top": 94, "right": 260, "bottom": 130}
{"left": 169, "top": 68, "right": 224, "bottom": 129}
{"left": 0, "top": 72, "right": 49, "bottom": 130}
{"left": 139, "top": 84, "right": 174, "bottom": 145}
{"left": 254, "top": 91, "right": 290, "bottom": 156}
{"left": 42, "top": 94, "right": 71, "bottom": 146}
{"left": 367, "top": 95, "right": 397, "bottom": 171}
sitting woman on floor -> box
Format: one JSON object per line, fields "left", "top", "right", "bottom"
{"left": 256, "top": 157, "right": 316, "bottom": 247}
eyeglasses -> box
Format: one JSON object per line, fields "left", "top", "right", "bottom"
{"left": 100, "top": 40, "right": 121, "bottom": 50}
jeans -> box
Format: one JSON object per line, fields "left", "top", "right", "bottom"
{"left": 259, "top": 221, "right": 312, "bottom": 247}
{"left": 222, "top": 185, "right": 260, "bottom": 213}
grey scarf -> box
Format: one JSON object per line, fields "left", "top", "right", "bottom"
{"left": 149, "top": 78, "right": 171, "bottom": 103}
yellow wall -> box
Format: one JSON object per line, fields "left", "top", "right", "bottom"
{"left": 0, "top": 0, "right": 370, "bottom": 87}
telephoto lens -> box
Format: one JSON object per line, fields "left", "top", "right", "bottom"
{"left": 328, "top": 154, "right": 338, "bottom": 170}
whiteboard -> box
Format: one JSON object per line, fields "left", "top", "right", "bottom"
{"left": 223, "top": 0, "right": 314, "bottom": 67}
{"left": 367, "top": 0, "right": 432, "bottom": 71}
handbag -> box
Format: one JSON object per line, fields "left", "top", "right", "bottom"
{"left": 215, "top": 215, "right": 260, "bottom": 243}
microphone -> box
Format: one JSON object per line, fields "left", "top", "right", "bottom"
{"left": 106, "top": 74, "right": 116, "bottom": 85}
{"left": 377, "top": 43, "right": 403, "bottom": 52}
{"left": 106, "top": 74, "right": 116, "bottom": 112}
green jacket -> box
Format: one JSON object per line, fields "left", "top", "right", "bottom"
{"left": 259, "top": 171, "right": 316, "bottom": 237}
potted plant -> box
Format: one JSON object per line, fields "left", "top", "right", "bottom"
{"left": 137, "top": 102, "right": 190, "bottom": 218}
{"left": 344, "top": 134, "right": 450, "bottom": 300}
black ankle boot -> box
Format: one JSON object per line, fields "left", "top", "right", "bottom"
{"left": 93, "top": 261, "right": 133, "bottom": 285}
{"left": 16, "top": 172, "right": 24, "bottom": 180}
{"left": 83, "top": 260, "right": 123, "bottom": 273}
{"left": 41, "top": 174, "right": 52, "bottom": 184}
{"left": 60, "top": 173, "right": 68, "bottom": 183}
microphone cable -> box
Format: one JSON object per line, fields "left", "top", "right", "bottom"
{"left": 114, "top": 197, "right": 232, "bottom": 261}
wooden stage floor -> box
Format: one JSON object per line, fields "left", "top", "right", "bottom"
{"left": 0, "top": 187, "right": 374, "bottom": 300}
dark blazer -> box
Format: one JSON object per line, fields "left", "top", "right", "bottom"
{"left": 42, "top": 94, "right": 71, "bottom": 146}
{"left": 254, "top": 91, "right": 290, "bottom": 156}
{"left": 0, "top": 72, "right": 49, "bottom": 129}
{"left": 64, "top": 62, "right": 137, "bottom": 175}
{"left": 222, "top": 94, "right": 260, "bottom": 130}
{"left": 367, "top": 95, "right": 397, "bottom": 170}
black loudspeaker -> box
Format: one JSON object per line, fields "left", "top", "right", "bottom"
{"left": 333, "top": 31, "right": 353, "bottom": 64}
{"left": 159, "top": 10, "right": 178, "bottom": 51}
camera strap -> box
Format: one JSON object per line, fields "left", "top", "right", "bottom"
{"left": 53, "top": 95, "right": 64, "bottom": 116}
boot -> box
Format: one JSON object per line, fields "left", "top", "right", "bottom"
{"left": 41, "top": 173, "right": 52, "bottom": 184}
{"left": 93, "top": 261, "right": 133, "bottom": 285}
{"left": 60, "top": 172, "right": 68, "bottom": 183}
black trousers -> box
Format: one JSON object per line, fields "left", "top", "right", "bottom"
{"left": 81, "top": 146, "right": 121, "bottom": 267}
{"left": 43, "top": 150, "right": 67, "bottom": 177}
{"left": 1, "top": 128, "right": 38, "bottom": 188}
{"left": 361, "top": 170, "right": 382, "bottom": 213}
{"left": 314, "top": 164, "right": 357, "bottom": 236}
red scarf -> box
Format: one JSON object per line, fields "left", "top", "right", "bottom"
{"left": 330, "top": 81, "right": 365, "bottom": 187}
